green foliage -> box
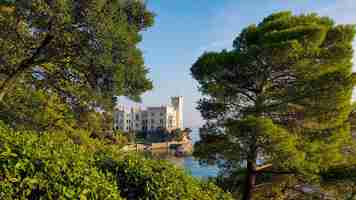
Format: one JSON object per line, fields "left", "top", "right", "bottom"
{"left": 0, "top": 123, "right": 122, "bottom": 199}
{"left": 0, "top": 82, "right": 76, "bottom": 132}
{"left": 141, "top": 129, "right": 187, "bottom": 143}
{"left": 145, "top": 129, "right": 170, "bottom": 143}
{"left": 191, "top": 11, "right": 356, "bottom": 199}
{"left": 0, "top": 122, "right": 232, "bottom": 200}
{"left": 171, "top": 129, "right": 185, "bottom": 142}
{"left": 320, "top": 181, "right": 356, "bottom": 200}
{"left": 0, "top": 80, "right": 119, "bottom": 132}
{"left": 97, "top": 154, "right": 232, "bottom": 200}
{"left": 0, "top": 0, "right": 154, "bottom": 131}
{"left": 126, "top": 131, "right": 137, "bottom": 143}
{"left": 0, "top": 0, "right": 15, "bottom": 5}
{"left": 113, "top": 130, "right": 129, "bottom": 146}
{"left": 0, "top": 1, "right": 233, "bottom": 199}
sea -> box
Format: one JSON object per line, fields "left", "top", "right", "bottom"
{"left": 148, "top": 128, "right": 220, "bottom": 178}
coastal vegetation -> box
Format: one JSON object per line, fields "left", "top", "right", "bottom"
{"left": 0, "top": 0, "right": 232, "bottom": 199}
{"left": 0, "top": 0, "right": 154, "bottom": 131}
{"left": 192, "top": 11, "right": 356, "bottom": 199}
{"left": 1, "top": 0, "right": 356, "bottom": 199}
{"left": 0, "top": 123, "right": 232, "bottom": 199}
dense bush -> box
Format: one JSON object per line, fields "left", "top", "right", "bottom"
{"left": 0, "top": 123, "right": 232, "bottom": 199}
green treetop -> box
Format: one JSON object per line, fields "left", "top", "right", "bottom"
{"left": 0, "top": 0, "right": 154, "bottom": 131}
{"left": 191, "top": 11, "right": 356, "bottom": 200}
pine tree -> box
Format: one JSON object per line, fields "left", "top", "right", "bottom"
{"left": 191, "top": 11, "right": 356, "bottom": 200}
{"left": 0, "top": 0, "right": 154, "bottom": 130}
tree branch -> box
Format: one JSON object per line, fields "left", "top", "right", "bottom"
{"left": 0, "top": 33, "right": 54, "bottom": 101}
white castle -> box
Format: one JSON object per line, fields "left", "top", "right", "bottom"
{"left": 114, "top": 96, "right": 183, "bottom": 132}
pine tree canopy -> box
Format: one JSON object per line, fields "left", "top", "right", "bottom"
{"left": 191, "top": 11, "right": 356, "bottom": 199}
{"left": 0, "top": 0, "right": 154, "bottom": 103}
{"left": 0, "top": 0, "right": 154, "bottom": 131}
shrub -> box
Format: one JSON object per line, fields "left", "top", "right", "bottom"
{"left": 0, "top": 123, "right": 233, "bottom": 200}
{"left": 96, "top": 154, "right": 232, "bottom": 200}
{"left": 0, "top": 125, "right": 122, "bottom": 199}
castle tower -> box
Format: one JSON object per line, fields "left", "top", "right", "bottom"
{"left": 171, "top": 96, "right": 183, "bottom": 129}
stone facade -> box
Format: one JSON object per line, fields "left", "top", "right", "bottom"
{"left": 114, "top": 97, "right": 183, "bottom": 132}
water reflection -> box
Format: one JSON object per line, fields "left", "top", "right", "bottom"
{"left": 147, "top": 129, "right": 219, "bottom": 178}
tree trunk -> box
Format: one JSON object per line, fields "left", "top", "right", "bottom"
{"left": 242, "top": 161, "right": 256, "bottom": 200}
{"left": 241, "top": 75, "right": 263, "bottom": 200}
{"left": 0, "top": 34, "right": 53, "bottom": 101}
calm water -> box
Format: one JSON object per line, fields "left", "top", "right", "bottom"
{"left": 149, "top": 128, "right": 219, "bottom": 178}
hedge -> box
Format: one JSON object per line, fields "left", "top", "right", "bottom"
{"left": 0, "top": 123, "right": 232, "bottom": 200}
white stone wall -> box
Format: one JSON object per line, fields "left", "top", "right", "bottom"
{"left": 131, "top": 107, "right": 142, "bottom": 131}
{"left": 171, "top": 96, "right": 183, "bottom": 129}
{"left": 114, "top": 109, "right": 130, "bottom": 132}
{"left": 166, "top": 105, "right": 177, "bottom": 131}
{"left": 146, "top": 107, "right": 165, "bottom": 130}
{"left": 114, "top": 97, "right": 184, "bottom": 132}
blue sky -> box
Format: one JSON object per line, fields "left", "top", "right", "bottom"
{"left": 120, "top": 0, "right": 356, "bottom": 128}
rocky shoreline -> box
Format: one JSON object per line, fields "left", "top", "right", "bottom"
{"left": 123, "top": 136, "right": 193, "bottom": 155}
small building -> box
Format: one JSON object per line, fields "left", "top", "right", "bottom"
{"left": 114, "top": 96, "right": 183, "bottom": 132}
